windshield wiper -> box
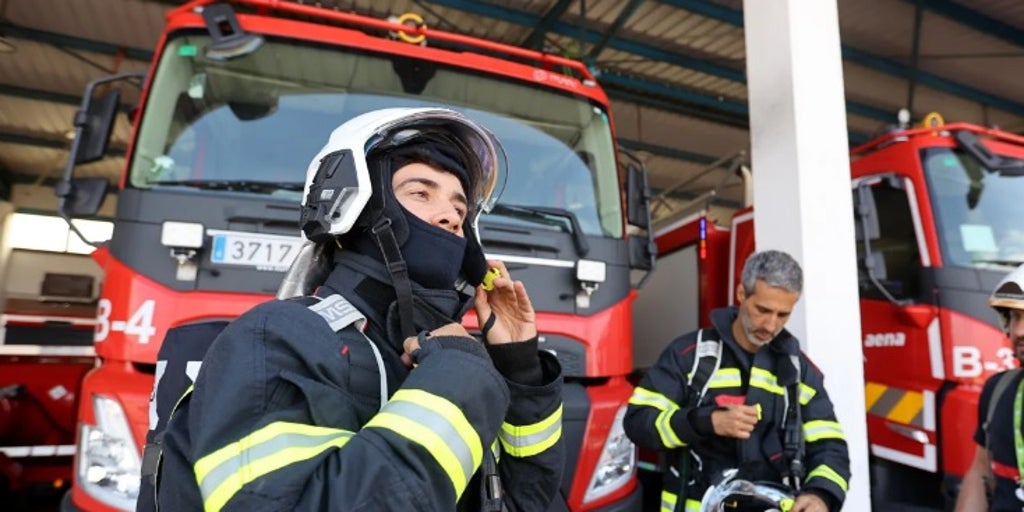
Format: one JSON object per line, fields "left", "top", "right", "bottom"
{"left": 973, "top": 258, "right": 1024, "bottom": 268}
{"left": 487, "top": 203, "right": 589, "bottom": 256}
{"left": 148, "top": 179, "right": 304, "bottom": 194}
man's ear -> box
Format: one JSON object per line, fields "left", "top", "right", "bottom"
{"left": 735, "top": 283, "right": 746, "bottom": 304}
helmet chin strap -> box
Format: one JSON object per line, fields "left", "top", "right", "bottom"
{"left": 371, "top": 217, "right": 417, "bottom": 339}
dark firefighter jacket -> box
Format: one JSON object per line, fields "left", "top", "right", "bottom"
{"left": 974, "top": 368, "right": 1024, "bottom": 512}
{"left": 156, "top": 251, "right": 564, "bottom": 512}
{"left": 623, "top": 307, "right": 850, "bottom": 512}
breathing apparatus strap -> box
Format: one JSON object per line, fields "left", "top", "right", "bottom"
{"left": 783, "top": 354, "right": 805, "bottom": 490}
{"left": 372, "top": 217, "right": 417, "bottom": 339}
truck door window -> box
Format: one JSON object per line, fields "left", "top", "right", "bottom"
{"left": 853, "top": 178, "right": 921, "bottom": 301}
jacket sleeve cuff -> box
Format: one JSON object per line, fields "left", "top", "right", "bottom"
{"left": 486, "top": 336, "right": 543, "bottom": 386}
{"left": 670, "top": 405, "right": 715, "bottom": 444}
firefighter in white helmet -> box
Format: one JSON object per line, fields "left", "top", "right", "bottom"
{"left": 155, "top": 108, "right": 564, "bottom": 512}
{"left": 954, "top": 263, "right": 1024, "bottom": 512}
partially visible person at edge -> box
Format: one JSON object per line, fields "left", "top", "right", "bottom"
{"left": 623, "top": 250, "right": 850, "bottom": 512}
{"left": 954, "top": 263, "right": 1024, "bottom": 512}
{"left": 154, "top": 108, "right": 564, "bottom": 511}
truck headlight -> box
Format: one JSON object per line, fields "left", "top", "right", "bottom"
{"left": 583, "top": 405, "right": 636, "bottom": 503}
{"left": 78, "top": 394, "right": 140, "bottom": 511}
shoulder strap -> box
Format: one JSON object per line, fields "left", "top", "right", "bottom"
{"left": 783, "top": 354, "right": 805, "bottom": 488}
{"left": 687, "top": 329, "right": 723, "bottom": 405}
{"left": 306, "top": 294, "right": 389, "bottom": 412}
{"left": 985, "top": 368, "right": 1023, "bottom": 454}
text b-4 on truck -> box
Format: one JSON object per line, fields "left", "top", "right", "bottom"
{"left": 57, "top": 1, "right": 654, "bottom": 510}
{"left": 632, "top": 119, "right": 1023, "bottom": 509}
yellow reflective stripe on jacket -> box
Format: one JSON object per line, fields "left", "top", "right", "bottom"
{"left": 803, "top": 420, "right": 846, "bottom": 443}
{"left": 364, "top": 389, "right": 483, "bottom": 500}
{"left": 660, "top": 490, "right": 700, "bottom": 512}
{"left": 661, "top": 489, "right": 676, "bottom": 512}
{"left": 629, "top": 387, "right": 686, "bottom": 448}
{"left": 749, "top": 368, "right": 785, "bottom": 396}
{"left": 707, "top": 368, "right": 742, "bottom": 389}
{"left": 798, "top": 382, "right": 816, "bottom": 405}
{"left": 194, "top": 421, "right": 353, "bottom": 512}
{"left": 499, "top": 405, "right": 562, "bottom": 458}
{"left": 629, "top": 386, "right": 680, "bottom": 411}
{"left": 490, "top": 439, "right": 501, "bottom": 463}
{"left": 806, "top": 463, "right": 849, "bottom": 492}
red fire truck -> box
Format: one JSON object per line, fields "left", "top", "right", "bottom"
{"left": 57, "top": 1, "right": 651, "bottom": 510}
{"left": 0, "top": 298, "right": 96, "bottom": 503}
{"left": 633, "top": 119, "right": 1024, "bottom": 508}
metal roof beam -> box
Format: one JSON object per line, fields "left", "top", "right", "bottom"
{"left": 424, "top": 0, "right": 746, "bottom": 81}
{"left": 658, "top": 0, "right": 1024, "bottom": 116}
{"left": 601, "top": 72, "right": 871, "bottom": 144}
{"left": 0, "top": 83, "right": 84, "bottom": 107}
{"left": 587, "top": 0, "right": 645, "bottom": 60}
{"left": 0, "top": 131, "right": 126, "bottom": 156}
{"left": 424, "top": 0, "right": 898, "bottom": 126}
{"left": 0, "top": 21, "right": 154, "bottom": 62}
{"left": 521, "top": 0, "right": 573, "bottom": 49}
{"left": 0, "top": 83, "right": 134, "bottom": 112}
{"left": 909, "top": 0, "right": 1024, "bottom": 50}
{"left": 619, "top": 138, "right": 719, "bottom": 165}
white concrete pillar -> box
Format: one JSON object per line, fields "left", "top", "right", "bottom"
{"left": 743, "top": 0, "right": 870, "bottom": 509}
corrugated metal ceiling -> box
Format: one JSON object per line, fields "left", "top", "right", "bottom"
{"left": 1, "top": 0, "right": 1023, "bottom": 222}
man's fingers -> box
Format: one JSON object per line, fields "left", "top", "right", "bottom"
{"left": 403, "top": 336, "right": 419, "bottom": 355}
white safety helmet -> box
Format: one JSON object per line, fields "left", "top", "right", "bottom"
{"left": 299, "top": 107, "right": 505, "bottom": 242}
{"left": 989, "top": 263, "right": 1024, "bottom": 331}
{"left": 279, "top": 108, "right": 506, "bottom": 300}
{"left": 699, "top": 471, "right": 795, "bottom": 512}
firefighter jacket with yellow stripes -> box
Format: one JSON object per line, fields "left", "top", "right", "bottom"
{"left": 156, "top": 251, "right": 564, "bottom": 512}
{"left": 623, "top": 307, "right": 850, "bottom": 512}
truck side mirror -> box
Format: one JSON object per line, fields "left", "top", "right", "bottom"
{"left": 57, "top": 177, "right": 109, "bottom": 217}
{"left": 73, "top": 87, "right": 121, "bottom": 165}
{"left": 626, "top": 164, "right": 651, "bottom": 230}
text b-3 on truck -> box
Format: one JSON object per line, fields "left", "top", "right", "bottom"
{"left": 633, "top": 119, "right": 1024, "bottom": 509}
{"left": 57, "top": 1, "right": 654, "bottom": 510}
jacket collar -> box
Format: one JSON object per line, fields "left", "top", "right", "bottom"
{"left": 319, "top": 250, "right": 467, "bottom": 353}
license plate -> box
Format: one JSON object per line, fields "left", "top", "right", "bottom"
{"left": 209, "top": 230, "right": 302, "bottom": 271}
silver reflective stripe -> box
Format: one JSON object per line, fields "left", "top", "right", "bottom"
{"left": 198, "top": 430, "right": 351, "bottom": 501}
{"left": 499, "top": 420, "right": 560, "bottom": 450}
{"left": 308, "top": 294, "right": 365, "bottom": 332}
{"left": 382, "top": 399, "right": 476, "bottom": 484}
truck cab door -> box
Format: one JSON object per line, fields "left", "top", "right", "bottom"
{"left": 853, "top": 175, "right": 940, "bottom": 473}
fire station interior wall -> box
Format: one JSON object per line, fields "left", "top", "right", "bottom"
{"left": 3, "top": 249, "right": 102, "bottom": 301}
{"left": 0, "top": 184, "right": 114, "bottom": 306}
{"left": 631, "top": 244, "right": 699, "bottom": 369}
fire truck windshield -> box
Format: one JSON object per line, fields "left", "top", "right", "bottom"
{"left": 129, "top": 34, "right": 622, "bottom": 237}
{"left": 922, "top": 147, "right": 1024, "bottom": 269}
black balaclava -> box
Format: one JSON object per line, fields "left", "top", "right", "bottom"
{"left": 347, "top": 139, "right": 473, "bottom": 290}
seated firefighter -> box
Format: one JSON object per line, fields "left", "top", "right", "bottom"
{"left": 153, "top": 108, "right": 564, "bottom": 511}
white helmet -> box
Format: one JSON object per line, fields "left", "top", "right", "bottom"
{"left": 699, "top": 470, "right": 795, "bottom": 512}
{"left": 280, "top": 108, "right": 506, "bottom": 301}
{"left": 299, "top": 107, "right": 505, "bottom": 242}
{"left": 990, "top": 263, "right": 1024, "bottom": 331}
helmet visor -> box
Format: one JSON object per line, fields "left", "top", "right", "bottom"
{"left": 367, "top": 109, "right": 507, "bottom": 217}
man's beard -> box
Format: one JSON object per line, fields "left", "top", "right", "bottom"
{"left": 741, "top": 311, "right": 779, "bottom": 348}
